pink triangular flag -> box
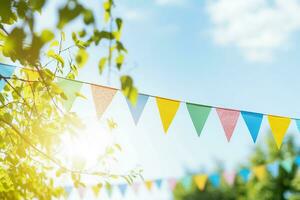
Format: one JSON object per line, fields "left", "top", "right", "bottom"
{"left": 223, "top": 171, "right": 236, "bottom": 186}
{"left": 91, "top": 85, "right": 117, "bottom": 119}
{"left": 77, "top": 187, "right": 86, "bottom": 199}
{"left": 216, "top": 108, "right": 240, "bottom": 141}
{"left": 132, "top": 183, "right": 140, "bottom": 194}
{"left": 168, "top": 178, "right": 177, "bottom": 190}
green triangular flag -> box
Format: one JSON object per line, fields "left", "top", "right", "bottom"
{"left": 186, "top": 103, "right": 211, "bottom": 136}
{"left": 57, "top": 78, "right": 83, "bottom": 111}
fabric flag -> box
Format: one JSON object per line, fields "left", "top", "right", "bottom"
{"left": 57, "top": 78, "right": 83, "bottom": 111}
{"left": 92, "top": 184, "right": 102, "bottom": 197}
{"left": 168, "top": 178, "right": 177, "bottom": 190}
{"left": 0, "top": 63, "right": 15, "bottom": 91}
{"left": 268, "top": 115, "right": 291, "bottom": 149}
{"left": 241, "top": 111, "right": 263, "bottom": 143}
{"left": 181, "top": 176, "right": 192, "bottom": 190}
{"left": 267, "top": 162, "right": 279, "bottom": 177}
{"left": 239, "top": 168, "right": 250, "bottom": 182}
{"left": 281, "top": 158, "right": 294, "bottom": 173}
{"left": 186, "top": 103, "right": 211, "bottom": 136}
{"left": 118, "top": 184, "right": 127, "bottom": 197}
{"left": 223, "top": 171, "right": 236, "bottom": 186}
{"left": 126, "top": 94, "right": 149, "bottom": 125}
{"left": 91, "top": 85, "right": 117, "bottom": 119}
{"left": 216, "top": 108, "right": 240, "bottom": 141}
{"left": 209, "top": 173, "right": 220, "bottom": 187}
{"left": 77, "top": 187, "right": 86, "bottom": 199}
{"left": 64, "top": 186, "right": 73, "bottom": 197}
{"left": 296, "top": 120, "right": 300, "bottom": 132}
{"left": 155, "top": 179, "right": 163, "bottom": 189}
{"left": 252, "top": 165, "right": 267, "bottom": 181}
{"left": 132, "top": 183, "right": 140, "bottom": 194}
{"left": 105, "top": 184, "right": 113, "bottom": 198}
{"left": 194, "top": 175, "right": 208, "bottom": 191}
{"left": 156, "top": 97, "right": 180, "bottom": 133}
{"left": 295, "top": 156, "right": 300, "bottom": 166}
{"left": 145, "top": 180, "right": 153, "bottom": 191}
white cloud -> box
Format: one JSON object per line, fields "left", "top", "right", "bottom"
{"left": 155, "top": 0, "right": 185, "bottom": 6}
{"left": 206, "top": 0, "right": 300, "bottom": 62}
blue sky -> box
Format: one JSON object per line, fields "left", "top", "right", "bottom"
{"left": 5, "top": 0, "right": 300, "bottom": 199}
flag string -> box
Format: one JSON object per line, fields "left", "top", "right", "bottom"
{"left": 0, "top": 62, "right": 299, "bottom": 121}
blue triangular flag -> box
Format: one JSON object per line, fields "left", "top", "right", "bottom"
{"left": 281, "top": 159, "right": 293, "bottom": 173}
{"left": 64, "top": 186, "right": 73, "bottom": 197}
{"left": 0, "top": 63, "right": 15, "bottom": 91}
{"left": 155, "top": 179, "right": 162, "bottom": 189}
{"left": 241, "top": 111, "right": 263, "bottom": 143}
{"left": 118, "top": 184, "right": 127, "bottom": 197}
{"left": 296, "top": 120, "right": 300, "bottom": 132}
{"left": 181, "top": 176, "right": 192, "bottom": 190}
{"left": 267, "top": 162, "right": 279, "bottom": 177}
{"left": 295, "top": 156, "right": 300, "bottom": 166}
{"left": 126, "top": 94, "right": 149, "bottom": 125}
{"left": 209, "top": 173, "right": 220, "bottom": 187}
{"left": 239, "top": 168, "right": 250, "bottom": 182}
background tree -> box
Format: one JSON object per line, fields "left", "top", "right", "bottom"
{"left": 173, "top": 133, "right": 300, "bottom": 200}
{"left": 0, "top": 0, "right": 139, "bottom": 199}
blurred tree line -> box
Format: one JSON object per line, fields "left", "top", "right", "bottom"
{"left": 173, "top": 133, "right": 300, "bottom": 200}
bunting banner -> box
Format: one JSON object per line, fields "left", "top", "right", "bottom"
{"left": 1, "top": 63, "right": 300, "bottom": 149}
{"left": 61, "top": 156, "right": 300, "bottom": 199}
{"left": 0, "top": 63, "right": 15, "bottom": 91}
{"left": 91, "top": 85, "right": 117, "bottom": 119}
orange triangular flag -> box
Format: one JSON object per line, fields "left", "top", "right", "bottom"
{"left": 145, "top": 181, "right": 153, "bottom": 191}
{"left": 156, "top": 97, "right": 180, "bottom": 133}
{"left": 268, "top": 115, "right": 291, "bottom": 149}
{"left": 194, "top": 175, "right": 208, "bottom": 191}
{"left": 91, "top": 85, "right": 117, "bottom": 119}
{"left": 252, "top": 165, "right": 267, "bottom": 181}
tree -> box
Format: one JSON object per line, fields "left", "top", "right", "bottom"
{"left": 0, "top": 0, "right": 139, "bottom": 199}
{"left": 173, "top": 133, "right": 300, "bottom": 200}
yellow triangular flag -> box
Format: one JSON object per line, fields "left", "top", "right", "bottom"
{"left": 145, "top": 181, "right": 153, "bottom": 191}
{"left": 268, "top": 115, "right": 291, "bottom": 149}
{"left": 194, "top": 175, "right": 208, "bottom": 191}
{"left": 252, "top": 165, "right": 267, "bottom": 181}
{"left": 156, "top": 97, "right": 180, "bottom": 133}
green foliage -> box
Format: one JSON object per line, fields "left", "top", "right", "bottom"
{"left": 173, "top": 134, "right": 300, "bottom": 200}
{"left": 0, "top": 0, "right": 139, "bottom": 199}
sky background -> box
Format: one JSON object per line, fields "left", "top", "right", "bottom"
{"left": 5, "top": 0, "right": 300, "bottom": 199}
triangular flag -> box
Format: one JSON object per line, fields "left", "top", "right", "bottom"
{"left": 91, "top": 85, "right": 117, "bottom": 119}
{"left": 186, "top": 103, "right": 211, "bottom": 136}
{"left": 132, "top": 183, "right": 140, "bottom": 194}
{"left": 92, "top": 184, "right": 103, "bottom": 197}
{"left": 0, "top": 63, "right": 15, "bottom": 91}
{"left": 209, "top": 173, "right": 220, "bottom": 187}
{"left": 155, "top": 179, "right": 163, "bottom": 189}
{"left": 296, "top": 120, "right": 300, "bottom": 132}
{"left": 77, "top": 187, "right": 86, "bottom": 199}
{"left": 156, "top": 97, "right": 180, "bottom": 133}
{"left": 57, "top": 78, "right": 83, "bottom": 111}
{"left": 145, "top": 180, "right": 153, "bottom": 191}
{"left": 168, "top": 178, "right": 177, "bottom": 190}
{"left": 223, "top": 171, "right": 236, "bottom": 186}
{"left": 194, "top": 175, "right": 208, "bottom": 191}
{"left": 118, "top": 184, "right": 127, "bottom": 197}
{"left": 126, "top": 94, "right": 149, "bottom": 125}
{"left": 281, "top": 158, "right": 294, "bottom": 173}
{"left": 181, "top": 176, "right": 192, "bottom": 190}
{"left": 241, "top": 111, "right": 263, "bottom": 143}
{"left": 239, "top": 168, "right": 250, "bottom": 182}
{"left": 295, "top": 156, "right": 300, "bottom": 166}
{"left": 64, "top": 186, "right": 73, "bottom": 197}
{"left": 216, "top": 108, "right": 240, "bottom": 141}
{"left": 252, "top": 165, "right": 267, "bottom": 181}
{"left": 267, "top": 162, "right": 279, "bottom": 177}
{"left": 268, "top": 115, "right": 291, "bottom": 149}
{"left": 105, "top": 183, "right": 113, "bottom": 198}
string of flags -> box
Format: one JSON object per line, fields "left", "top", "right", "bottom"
{"left": 1, "top": 63, "right": 300, "bottom": 149}
{"left": 63, "top": 156, "right": 300, "bottom": 199}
